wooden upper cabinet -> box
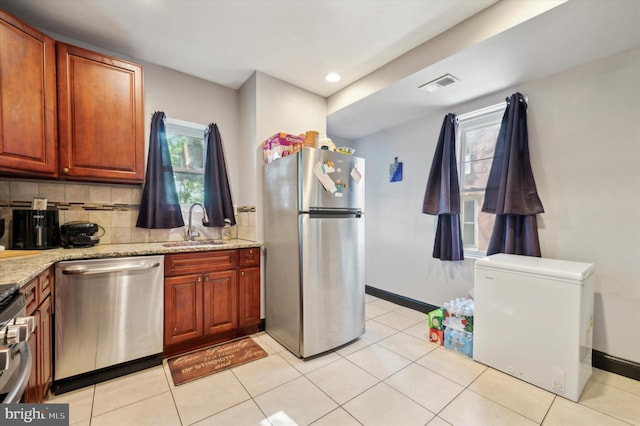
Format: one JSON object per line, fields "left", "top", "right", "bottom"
{"left": 56, "top": 42, "right": 145, "bottom": 183}
{"left": 0, "top": 10, "right": 57, "bottom": 175}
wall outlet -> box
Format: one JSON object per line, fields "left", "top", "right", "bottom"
{"left": 552, "top": 367, "right": 566, "bottom": 391}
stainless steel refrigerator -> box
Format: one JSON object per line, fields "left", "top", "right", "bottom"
{"left": 264, "top": 147, "right": 365, "bottom": 358}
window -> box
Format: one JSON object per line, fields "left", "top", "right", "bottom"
{"left": 457, "top": 103, "right": 505, "bottom": 255}
{"left": 462, "top": 198, "right": 477, "bottom": 247}
{"left": 165, "top": 118, "right": 207, "bottom": 205}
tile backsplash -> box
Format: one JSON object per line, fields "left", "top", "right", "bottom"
{"left": 0, "top": 179, "right": 257, "bottom": 248}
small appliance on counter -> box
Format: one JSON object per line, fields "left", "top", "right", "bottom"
{"left": 60, "top": 222, "right": 102, "bottom": 248}
{"left": 12, "top": 209, "right": 61, "bottom": 249}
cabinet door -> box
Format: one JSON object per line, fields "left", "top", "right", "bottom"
{"left": 24, "top": 308, "right": 40, "bottom": 403}
{"left": 38, "top": 296, "right": 52, "bottom": 402}
{"left": 0, "top": 10, "right": 57, "bottom": 175}
{"left": 56, "top": 42, "right": 144, "bottom": 183}
{"left": 239, "top": 267, "right": 261, "bottom": 327}
{"left": 203, "top": 270, "right": 237, "bottom": 335}
{"left": 164, "top": 274, "right": 203, "bottom": 346}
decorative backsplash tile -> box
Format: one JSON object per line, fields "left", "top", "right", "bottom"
{"left": 0, "top": 179, "right": 257, "bottom": 247}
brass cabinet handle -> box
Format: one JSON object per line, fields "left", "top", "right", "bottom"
{"left": 197, "top": 276, "right": 202, "bottom": 282}
{"left": 62, "top": 167, "right": 69, "bottom": 174}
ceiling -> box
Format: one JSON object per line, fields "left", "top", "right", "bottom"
{"left": 1, "top": 0, "right": 639, "bottom": 140}
{"left": 328, "top": 0, "right": 640, "bottom": 139}
{"left": 0, "top": 0, "right": 496, "bottom": 97}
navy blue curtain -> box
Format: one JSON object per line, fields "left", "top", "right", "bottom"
{"left": 203, "top": 123, "right": 235, "bottom": 227}
{"left": 136, "top": 112, "right": 185, "bottom": 229}
{"left": 422, "top": 113, "right": 464, "bottom": 261}
{"left": 482, "top": 93, "right": 544, "bottom": 256}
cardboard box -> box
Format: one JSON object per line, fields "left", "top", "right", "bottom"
{"left": 428, "top": 328, "right": 444, "bottom": 346}
{"left": 427, "top": 308, "right": 444, "bottom": 330}
{"left": 263, "top": 133, "right": 305, "bottom": 163}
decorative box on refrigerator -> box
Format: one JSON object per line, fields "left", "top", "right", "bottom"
{"left": 473, "top": 254, "right": 595, "bottom": 402}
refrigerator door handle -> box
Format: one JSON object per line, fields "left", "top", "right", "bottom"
{"left": 307, "top": 210, "right": 362, "bottom": 219}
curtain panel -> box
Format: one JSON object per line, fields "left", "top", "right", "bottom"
{"left": 422, "top": 113, "right": 464, "bottom": 261}
{"left": 136, "top": 111, "right": 185, "bottom": 229}
{"left": 482, "top": 93, "right": 544, "bottom": 256}
{"left": 203, "top": 123, "right": 236, "bottom": 227}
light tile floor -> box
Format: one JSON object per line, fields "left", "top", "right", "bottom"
{"left": 47, "top": 295, "right": 640, "bottom": 425}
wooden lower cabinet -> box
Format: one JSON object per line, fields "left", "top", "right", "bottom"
{"left": 239, "top": 266, "right": 261, "bottom": 327}
{"left": 203, "top": 270, "right": 238, "bottom": 335}
{"left": 163, "top": 248, "right": 260, "bottom": 357}
{"left": 25, "top": 309, "right": 39, "bottom": 402}
{"left": 23, "top": 268, "right": 53, "bottom": 403}
{"left": 238, "top": 247, "right": 260, "bottom": 328}
{"left": 38, "top": 297, "right": 52, "bottom": 400}
{"left": 164, "top": 274, "right": 203, "bottom": 346}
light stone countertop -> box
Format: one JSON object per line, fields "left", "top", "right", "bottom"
{"left": 0, "top": 239, "right": 262, "bottom": 287}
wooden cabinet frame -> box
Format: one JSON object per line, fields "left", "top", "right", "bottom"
{"left": 0, "top": 10, "right": 57, "bottom": 176}
{"left": 0, "top": 9, "right": 145, "bottom": 183}
{"left": 23, "top": 268, "right": 53, "bottom": 403}
{"left": 163, "top": 248, "right": 261, "bottom": 357}
{"left": 56, "top": 42, "right": 145, "bottom": 183}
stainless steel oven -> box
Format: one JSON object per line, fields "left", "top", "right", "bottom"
{"left": 0, "top": 284, "right": 34, "bottom": 404}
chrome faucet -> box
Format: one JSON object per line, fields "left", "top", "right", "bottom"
{"left": 186, "top": 203, "right": 210, "bottom": 241}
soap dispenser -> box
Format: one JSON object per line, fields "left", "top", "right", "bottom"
{"left": 222, "top": 218, "right": 232, "bottom": 241}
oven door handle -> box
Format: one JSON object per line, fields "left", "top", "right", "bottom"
{"left": 61, "top": 261, "right": 160, "bottom": 275}
{"left": 1, "top": 341, "right": 31, "bottom": 404}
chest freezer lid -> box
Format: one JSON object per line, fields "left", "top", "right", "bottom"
{"left": 475, "top": 254, "right": 595, "bottom": 282}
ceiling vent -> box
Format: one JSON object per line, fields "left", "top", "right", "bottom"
{"left": 419, "top": 74, "right": 459, "bottom": 93}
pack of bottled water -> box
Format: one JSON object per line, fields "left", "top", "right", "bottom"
{"left": 442, "top": 298, "right": 474, "bottom": 332}
{"left": 442, "top": 297, "right": 474, "bottom": 358}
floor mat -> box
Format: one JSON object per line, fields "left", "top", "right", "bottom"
{"left": 167, "top": 337, "right": 268, "bottom": 386}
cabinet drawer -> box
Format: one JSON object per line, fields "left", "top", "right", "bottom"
{"left": 22, "top": 278, "right": 38, "bottom": 315}
{"left": 38, "top": 268, "right": 51, "bottom": 301}
{"left": 165, "top": 250, "right": 238, "bottom": 277}
{"left": 238, "top": 248, "right": 260, "bottom": 267}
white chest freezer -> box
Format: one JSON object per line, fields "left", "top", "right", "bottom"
{"left": 473, "top": 254, "right": 595, "bottom": 402}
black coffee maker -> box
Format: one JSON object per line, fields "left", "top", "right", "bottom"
{"left": 12, "top": 209, "right": 61, "bottom": 249}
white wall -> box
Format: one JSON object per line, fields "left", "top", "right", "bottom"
{"left": 238, "top": 72, "right": 327, "bottom": 319}
{"left": 255, "top": 72, "right": 327, "bottom": 143}
{"left": 142, "top": 63, "right": 240, "bottom": 202}
{"left": 238, "top": 73, "right": 258, "bottom": 208}
{"left": 353, "top": 47, "right": 640, "bottom": 364}
{"left": 253, "top": 72, "right": 327, "bottom": 242}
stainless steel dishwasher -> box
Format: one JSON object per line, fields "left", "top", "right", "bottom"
{"left": 53, "top": 255, "right": 164, "bottom": 393}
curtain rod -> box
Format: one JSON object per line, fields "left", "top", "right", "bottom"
{"left": 456, "top": 102, "right": 506, "bottom": 121}
{"left": 457, "top": 95, "right": 529, "bottom": 122}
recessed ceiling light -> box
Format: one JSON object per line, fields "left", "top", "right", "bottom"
{"left": 325, "top": 72, "right": 341, "bottom": 83}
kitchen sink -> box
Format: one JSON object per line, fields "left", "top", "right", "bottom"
{"left": 162, "top": 239, "right": 227, "bottom": 247}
